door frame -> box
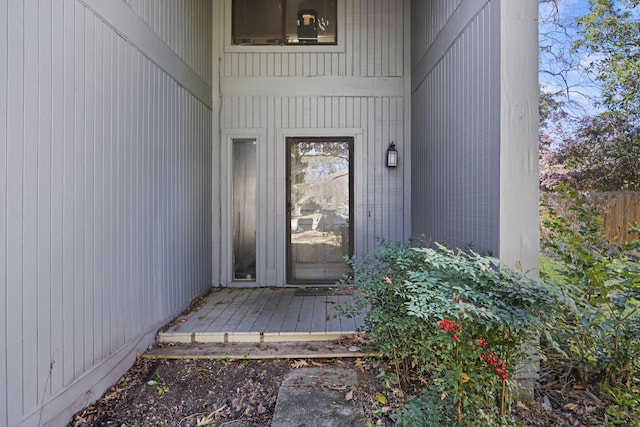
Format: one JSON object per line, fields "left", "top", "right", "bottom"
{"left": 285, "top": 136, "right": 355, "bottom": 284}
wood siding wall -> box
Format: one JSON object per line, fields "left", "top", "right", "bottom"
{"left": 0, "top": 1, "right": 212, "bottom": 425}
{"left": 411, "top": 1, "right": 501, "bottom": 255}
{"left": 214, "top": 0, "right": 411, "bottom": 285}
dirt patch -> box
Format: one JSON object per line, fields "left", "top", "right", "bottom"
{"left": 70, "top": 349, "right": 608, "bottom": 427}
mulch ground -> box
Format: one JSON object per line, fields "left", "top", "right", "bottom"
{"left": 69, "top": 345, "right": 610, "bottom": 427}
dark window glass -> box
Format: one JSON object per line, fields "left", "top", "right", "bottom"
{"left": 233, "top": 0, "right": 337, "bottom": 46}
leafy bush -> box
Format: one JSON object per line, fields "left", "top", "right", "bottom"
{"left": 342, "top": 239, "right": 576, "bottom": 425}
{"left": 541, "top": 188, "right": 640, "bottom": 387}
{"left": 541, "top": 187, "right": 640, "bottom": 426}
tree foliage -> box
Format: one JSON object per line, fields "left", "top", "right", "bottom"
{"left": 574, "top": 0, "right": 640, "bottom": 118}
{"left": 540, "top": 114, "right": 640, "bottom": 191}
{"left": 539, "top": 0, "right": 640, "bottom": 192}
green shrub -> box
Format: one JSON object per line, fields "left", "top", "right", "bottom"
{"left": 541, "top": 187, "right": 640, "bottom": 426}
{"left": 342, "top": 239, "right": 576, "bottom": 425}
{"left": 541, "top": 188, "right": 640, "bottom": 388}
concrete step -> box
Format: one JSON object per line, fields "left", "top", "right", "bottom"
{"left": 271, "top": 367, "right": 366, "bottom": 427}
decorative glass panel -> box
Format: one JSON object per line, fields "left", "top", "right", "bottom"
{"left": 233, "top": 139, "right": 257, "bottom": 281}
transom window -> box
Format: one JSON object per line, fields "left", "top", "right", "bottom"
{"left": 232, "top": 0, "right": 337, "bottom": 46}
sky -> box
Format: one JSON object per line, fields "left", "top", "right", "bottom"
{"left": 538, "top": 0, "right": 603, "bottom": 116}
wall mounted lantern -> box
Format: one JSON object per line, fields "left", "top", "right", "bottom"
{"left": 386, "top": 142, "right": 398, "bottom": 167}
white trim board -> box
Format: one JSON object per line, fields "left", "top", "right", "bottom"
{"left": 78, "top": 0, "right": 213, "bottom": 108}
{"left": 221, "top": 76, "right": 405, "bottom": 98}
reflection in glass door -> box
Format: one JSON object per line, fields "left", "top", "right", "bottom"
{"left": 287, "top": 137, "right": 353, "bottom": 283}
{"left": 233, "top": 139, "right": 257, "bottom": 281}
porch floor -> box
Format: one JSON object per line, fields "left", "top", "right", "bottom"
{"left": 158, "top": 287, "right": 366, "bottom": 344}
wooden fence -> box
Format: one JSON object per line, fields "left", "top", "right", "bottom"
{"left": 541, "top": 191, "right": 640, "bottom": 245}
{"left": 603, "top": 192, "right": 640, "bottom": 244}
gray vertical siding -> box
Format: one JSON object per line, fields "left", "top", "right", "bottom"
{"left": 215, "top": 0, "right": 412, "bottom": 285}
{"left": 124, "top": 0, "right": 213, "bottom": 87}
{"left": 0, "top": 1, "right": 212, "bottom": 426}
{"left": 221, "top": 0, "right": 405, "bottom": 78}
{"left": 411, "top": 0, "right": 539, "bottom": 270}
{"left": 411, "top": 0, "right": 501, "bottom": 255}
{"left": 219, "top": 95, "right": 407, "bottom": 285}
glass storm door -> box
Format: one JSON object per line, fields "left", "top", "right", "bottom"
{"left": 287, "top": 137, "right": 353, "bottom": 283}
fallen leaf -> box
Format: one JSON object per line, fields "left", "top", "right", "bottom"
{"left": 345, "top": 390, "right": 354, "bottom": 401}
{"left": 376, "top": 392, "right": 388, "bottom": 404}
{"left": 290, "top": 360, "right": 309, "bottom": 369}
{"left": 355, "top": 358, "right": 366, "bottom": 373}
{"left": 583, "top": 389, "right": 602, "bottom": 405}
{"left": 563, "top": 402, "right": 580, "bottom": 412}
{"left": 392, "top": 388, "right": 404, "bottom": 398}
{"left": 311, "top": 361, "right": 324, "bottom": 367}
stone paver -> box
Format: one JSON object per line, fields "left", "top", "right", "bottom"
{"left": 271, "top": 367, "right": 366, "bottom": 427}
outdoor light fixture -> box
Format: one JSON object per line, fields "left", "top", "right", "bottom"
{"left": 386, "top": 142, "right": 398, "bottom": 167}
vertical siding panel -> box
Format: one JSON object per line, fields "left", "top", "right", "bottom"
{"left": 310, "top": 97, "right": 318, "bottom": 128}
{"left": 359, "top": 0, "right": 367, "bottom": 77}
{"left": 83, "top": 9, "right": 96, "bottom": 368}
{"left": 295, "top": 97, "right": 303, "bottom": 128}
{"left": 295, "top": 53, "right": 303, "bottom": 75}
{"left": 366, "top": 1, "right": 374, "bottom": 76}
{"left": 239, "top": 54, "right": 246, "bottom": 77}
{"left": 260, "top": 52, "right": 268, "bottom": 76}
{"left": 5, "top": 1, "right": 25, "bottom": 421}
{"left": 104, "top": 24, "right": 115, "bottom": 355}
{"left": 274, "top": 53, "right": 281, "bottom": 76}
{"left": 93, "top": 19, "right": 105, "bottom": 361}
{"left": 280, "top": 53, "right": 287, "bottom": 77}
{"left": 253, "top": 97, "right": 261, "bottom": 128}
{"left": 73, "top": 2, "right": 87, "bottom": 376}
{"left": 396, "top": 0, "right": 404, "bottom": 77}
{"left": 389, "top": 0, "right": 397, "bottom": 76}
{"left": 37, "top": 0, "right": 54, "bottom": 405}
{"left": 62, "top": 0, "right": 76, "bottom": 387}
{"left": 288, "top": 98, "right": 296, "bottom": 128}
{"left": 352, "top": 0, "right": 361, "bottom": 77}
{"left": 317, "top": 97, "right": 325, "bottom": 128}
{"left": 303, "top": 97, "right": 310, "bottom": 128}
{"left": 346, "top": 97, "right": 354, "bottom": 129}
{"left": 23, "top": 0, "right": 40, "bottom": 413}
{"left": 50, "top": 0, "right": 64, "bottom": 394}
{"left": 317, "top": 51, "right": 325, "bottom": 75}
{"left": 0, "top": 0, "right": 7, "bottom": 420}
{"left": 134, "top": 49, "right": 143, "bottom": 336}
{"left": 345, "top": 0, "right": 353, "bottom": 76}
{"left": 412, "top": 1, "right": 501, "bottom": 254}
{"left": 381, "top": 0, "right": 389, "bottom": 76}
